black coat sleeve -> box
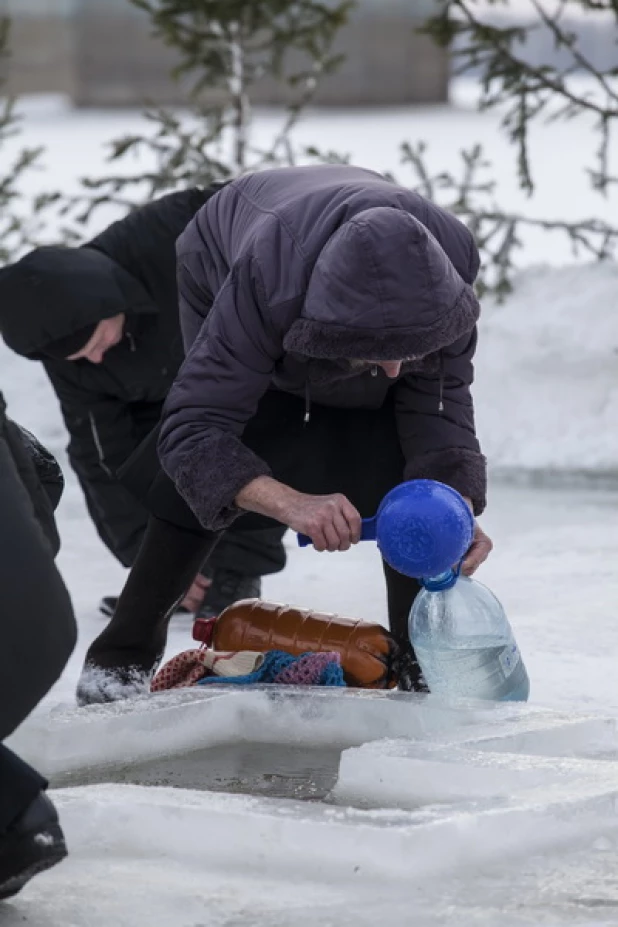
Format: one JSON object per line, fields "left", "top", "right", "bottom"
{"left": 2, "top": 415, "right": 64, "bottom": 558}
{"left": 11, "top": 424, "right": 65, "bottom": 512}
{"left": 0, "top": 396, "right": 76, "bottom": 739}
{"left": 47, "top": 368, "right": 150, "bottom": 567}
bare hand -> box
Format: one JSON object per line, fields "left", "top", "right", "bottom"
{"left": 235, "top": 477, "right": 361, "bottom": 552}
{"left": 459, "top": 496, "right": 493, "bottom": 575}
{"left": 285, "top": 492, "right": 362, "bottom": 552}
{"left": 461, "top": 521, "right": 493, "bottom": 576}
{"left": 180, "top": 573, "right": 211, "bottom": 612}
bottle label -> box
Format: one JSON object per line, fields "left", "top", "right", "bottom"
{"left": 498, "top": 639, "right": 521, "bottom": 679}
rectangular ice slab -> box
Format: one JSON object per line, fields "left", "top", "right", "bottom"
{"left": 467, "top": 716, "right": 618, "bottom": 760}
{"left": 334, "top": 738, "right": 618, "bottom": 808}
{"left": 8, "top": 686, "right": 509, "bottom": 779}
{"left": 56, "top": 778, "right": 618, "bottom": 889}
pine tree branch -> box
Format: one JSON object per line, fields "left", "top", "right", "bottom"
{"left": 398, "top": 139, "right": 618, "bottom": 298}
{"left": 63, "top": 0, "right": 354, "bottom": 227}
{"left": 423, "top": 0, "right": 618, "bottom": 194}
{"left": 531, "top": 0, "right": 618, "bottom": 104}
{"left": 0, "top": 15, "right": 57, "bottom": 263}
{"left": 453, "top": 2, "right": 616, "bottom": 115}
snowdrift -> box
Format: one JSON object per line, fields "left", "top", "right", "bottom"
{"left": 476, "top": 263, "right": 618, "bottom": 482}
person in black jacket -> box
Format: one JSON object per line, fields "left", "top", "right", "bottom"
{"left": 0, "top": 392, "right": 77, "bottom": 899}
{"left": 0, "top": 187, "right": 287, "bottom": 619}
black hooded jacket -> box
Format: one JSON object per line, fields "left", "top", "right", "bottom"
{"left": 0, "top": 188, "right": 213, "bottom": 565}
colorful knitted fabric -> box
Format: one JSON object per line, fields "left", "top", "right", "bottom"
{"left": 151, "top": 648, "right": 264, "bottom": 692}
{"left": 198, "top": 650, "right": 345, "bottom": 688}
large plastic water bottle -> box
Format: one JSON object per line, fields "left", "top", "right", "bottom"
{"left": 409, "top": 571, "right": 530, "bottom": 702}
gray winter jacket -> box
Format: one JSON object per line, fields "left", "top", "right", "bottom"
{"left": 159, "top": 165, "right": 486, "bottom": 531}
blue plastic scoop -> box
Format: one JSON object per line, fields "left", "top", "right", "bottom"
{"left": 297, "top": 478, "right": 474, "bottom": 580}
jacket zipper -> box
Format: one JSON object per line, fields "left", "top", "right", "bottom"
{"left": 89, "top": 411, "right": 113, "bottom": 477}
{"left": 304, "top": 382, "right": 311, "bottom": 425}
{"left": 438, "top": 352, "right": 445, "bottom": 413}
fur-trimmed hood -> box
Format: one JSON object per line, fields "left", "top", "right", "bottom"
{"left": 284, "top": 206, "right": 479, "bottom": 362}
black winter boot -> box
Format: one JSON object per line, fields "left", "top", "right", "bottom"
{"left": 382, "top": 559, "right": 429, "bottom": 692}
{"left": 77, "top": 516, "right": 219, "bottom": 706}
{"left": 0, "top": 793, "right": 67, "bottom": 901}
{"left": 197, "top": 569, "right": 261, "bottom": 620}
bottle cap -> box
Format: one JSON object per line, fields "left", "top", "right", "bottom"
{"left": 192, "top": 617, "right": 216, "bottom": 647}
{"left": 421, "top": 570, "right": 459, "bottom": 592}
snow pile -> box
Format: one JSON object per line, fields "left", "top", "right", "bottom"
{"left": 476, "top": 263, "right": 618, "bottom": 480}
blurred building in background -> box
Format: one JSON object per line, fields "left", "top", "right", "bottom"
{"left": 2, "top": 0, "right": 449, "bottom": 107}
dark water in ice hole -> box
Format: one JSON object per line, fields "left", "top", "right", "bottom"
{"left": 51, "top": 742, "right": 343, "bottom": 802}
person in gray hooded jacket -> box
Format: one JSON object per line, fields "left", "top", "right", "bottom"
{"left": 76, "top": 164, "right": 492, "bottom": 703}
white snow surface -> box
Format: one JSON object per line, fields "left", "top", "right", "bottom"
{"left": 476, "top": 262, "right": 618, "bottom": 478}
{"left": 2, "top": 87, "right": 618, "bottom": 924}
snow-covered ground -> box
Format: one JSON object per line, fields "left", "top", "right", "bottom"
{"left": 476, "top": 262, "right": 618, "bottom": 478}
{"left": 2, "top": 86, "right": 618, "bottom": 924}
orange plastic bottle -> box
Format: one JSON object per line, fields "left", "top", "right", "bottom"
{"left": 193, "top": 598, "right": 399, "bottom": 689}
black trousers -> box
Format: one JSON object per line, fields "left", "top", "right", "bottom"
{"left": 0, "top": 425, "right": 77, "bottom": 831}
{"left": 95, "top": 391, "right": 421, "bottom": 675}
{"left": 205, "top": 522, "right": 287, "bottom": 578}
{"left": 120, "top": 421, "right": 287, "bottom": 579}
{"left": 0, "top": 748, "right": 46, "bottom": 833}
